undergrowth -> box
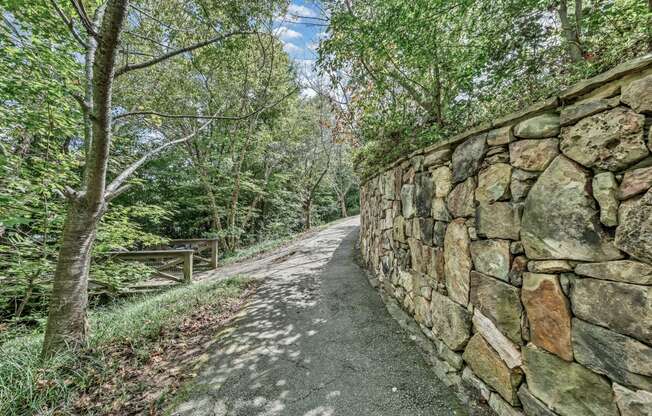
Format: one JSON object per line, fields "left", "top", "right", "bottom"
{"left": 0, "top": 277, "right": 253, "bottom": 415}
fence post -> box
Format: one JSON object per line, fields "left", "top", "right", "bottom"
{"left": 210, "top": 239, "right": 219, "bottom": 269}
{"left": 183, "top": 251, "right": 193, "bottom": 283}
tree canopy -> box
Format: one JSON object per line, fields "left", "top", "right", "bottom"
{"left": 0, "top": 0, "right": 649, "bottom": 362}
{"left": 318, "top": 0, "right": 651, "bottom": 175}
{"left": 0, "top": 0, "right": 357, "bottom": 348}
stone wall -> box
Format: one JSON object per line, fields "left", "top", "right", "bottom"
{"left": 359, "top": 54, "right": 652, "bottom": 416}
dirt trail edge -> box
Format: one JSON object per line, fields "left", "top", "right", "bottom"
{"left": 171, "top": 216, "right": 471, "bottom": 416}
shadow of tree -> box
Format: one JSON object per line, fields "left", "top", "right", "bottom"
{"left": 172, "top": 221, "right": 469, "bottom": 416}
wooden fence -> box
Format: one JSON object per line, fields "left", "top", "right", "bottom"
{"left": 106, "top": 238, "right": 218, "bottom": 289}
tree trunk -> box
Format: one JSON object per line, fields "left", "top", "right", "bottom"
{"left": 42, "top": 199, "right": 103, "bottom": 355}
{"left": 41, "top": 0, "right": 128, "bottom": 358}
{"left": 185, "top": 142, "right": 227, "bottom": 249}
{"left": 15, "top": 277, "right": 34, "bottom": 319}
{"left": 558, "top": 0, "right": 584, "bottom": 63}
{"left": 303, "top": 198, "right": 312, "bottom": 230}
{"left": 227, "top": 158, "right": 243, "bottom": 251}
{"left": 339, "top": 197, "right": 348, "bottom": 218}
{"left": 240, "top": 161, "right": 271, "bottom": 242}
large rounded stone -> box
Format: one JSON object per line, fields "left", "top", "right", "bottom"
{"left": 622, "top": 74, "right": 652, "bottom": 114}
{"left": 523, "top": 345, "right": 619, "bottom": 416}
{"left": 570, "top": 278, "right": 652, "bottom": 345}
{"left": 615, "top": 189, "right": 652, "bottom": 264}
{"left": 430, "top": 290, "right": 471, "bottom": 351}
{"left": 444, "top": 219, "right": 472, "bottom": 305}
{"left": 560, "top": 107, "right": 649, "bottom": 171}
{"left": 572, "top": 318, "right": 652, "bottom": 391}
{"left": 476, "top": 163, "right": 512, "bottom": 203}
{"left": 509, "top": 138, "right": 559, "bottom": 172}
{"left": 521, "top": 273, "right": 573, "bottom": 361}
{"left": 446, "top": 177, "right": 476, "bottom": 218}
{"left": 462, "top": 334, "right": 523, "bottom": 405}
{"left": 470, "top": 271, "right": 523, "bottom": 344}
{"left": 521, "top": 155, "right": 623, "bottom": 261}
{"left": 470, "top": 239, "right": 510, "bottom": 281}
{"left": 452, "top": 134, "right": 487, "bottom": 183}
{"left": 476, "top": 202, "right": 521, "bottom": 240}
{"left": 431, "top": 166, "right": 453, "bottom": 198}
{"left": 514, "top": 113, "right": 560, "bottom": 139}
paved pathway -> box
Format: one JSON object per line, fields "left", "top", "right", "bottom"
{"left": 172, "top": 217, "right": 472, "bottom": 416}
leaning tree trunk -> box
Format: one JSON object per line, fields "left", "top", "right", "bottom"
{"left": 42, "top": 0, "right": 128, "bottom": 358}
{"left": 42, "top": 199, "right": 104, "bottom": 354}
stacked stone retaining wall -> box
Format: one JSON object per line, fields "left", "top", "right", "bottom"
{"left": 359, "top": 54, "right": 652, "bottom": 416}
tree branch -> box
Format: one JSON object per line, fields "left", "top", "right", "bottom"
{"left": 129, "top": 4, "right": 194, "bottom": 33}
{"left": 70, "top": 0, "right": 98, "bottom": 37}
{"left": 103, "top": 83, "right": 297, "bottom": 197}
{"left": 49, "top": 0, "right": 87, "bottom": 48}
{"left": 105, "top": 117, "right": 217, "bottom": 197}
{"left": 115, "top": 30, "right": 255, "bottom": 76}
{"left": 113, "top": 87, "right": 298, "bottom": 121}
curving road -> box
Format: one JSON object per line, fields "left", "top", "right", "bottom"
{"left": 172, "top": 216, "right": 478, "bottom": 416}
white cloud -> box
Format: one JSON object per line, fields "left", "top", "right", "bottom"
{"left": 287, "top": 4, "right": 317, "bottom": 18}
{"left": 274, "top": 26, "right": 303, "bottom": 40}
{"left": 307, "top": 41, "right": 318, "bottom": 51}
{"left": 283, "top": 42, "right": 302, "bottom": 54}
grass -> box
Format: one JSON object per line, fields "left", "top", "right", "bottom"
{"left": 0, "top": 277, "right": 253, "bottom": 415}
{"left": 220, "top": 235, "right": 298, "bottom": 266}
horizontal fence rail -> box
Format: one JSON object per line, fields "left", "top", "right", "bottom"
{"left": 104, "top": 238, "right": 219, "bottom": 291}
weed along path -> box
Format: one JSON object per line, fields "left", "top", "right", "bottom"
{"left": 171, "top": 217, "right": 472, "bottom": 416}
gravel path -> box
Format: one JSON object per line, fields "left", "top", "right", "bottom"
{"left": 172, "top": 217, "right": 471, "bottom": 416}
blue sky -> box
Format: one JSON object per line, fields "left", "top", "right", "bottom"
{"left": 274, "top": 1, "right": 326, "bottom": 75}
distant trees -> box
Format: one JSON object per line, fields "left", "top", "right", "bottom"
{"left": 0, "top": 1, "right": 359, "bottom": 351}
{"left": 330, "top": 143, "right": 355, "bottom": 218}
{"left": 37, "top": 0, "right": 298, "bottom": 358}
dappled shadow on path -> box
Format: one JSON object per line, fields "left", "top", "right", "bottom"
{"left": 172, "top": 220, "right": 466, "bottom": 416}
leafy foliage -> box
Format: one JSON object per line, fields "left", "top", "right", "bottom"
{"left": 0, "top": 0, "right": 358, "bottom": 333}
{"left": 319, "top": 0, "right": 652, "bottom": 176}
